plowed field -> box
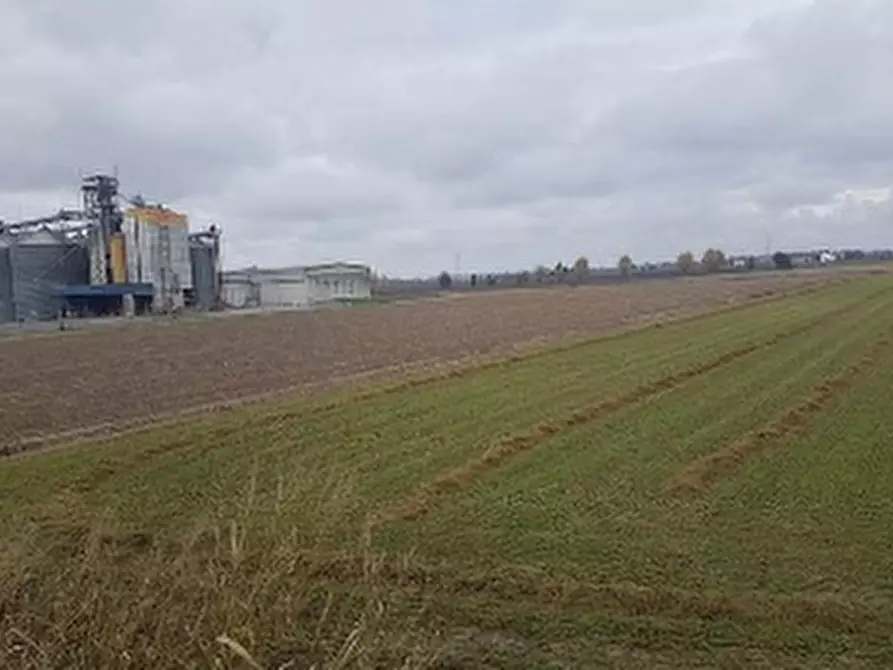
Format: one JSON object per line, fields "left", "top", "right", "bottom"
{"left": 0, "top": 272, "right": 850, "bottom": 452}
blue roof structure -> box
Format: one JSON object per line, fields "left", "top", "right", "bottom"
{"left": 54, "top": 283, "right": 154, "bottom": 298}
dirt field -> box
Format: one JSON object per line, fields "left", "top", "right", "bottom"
{"left": 0, "top": 271, "right": 856, "bottom": 452}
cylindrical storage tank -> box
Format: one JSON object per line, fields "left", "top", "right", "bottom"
{"left": 0, "top": 237, "right": 13, "bottom": 323}
{"left": 190, "top": 240, "right": 216, "bottom": 310}
{"left": 10, "top": 228, "right": 89, "bottom": 320}
{"left": 109, "top": 232, "right": 127, "bottom": 284}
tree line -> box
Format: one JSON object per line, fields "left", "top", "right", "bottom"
{"left": 437, "top": 248, "right": 733, "bottom": 289}
{"left": 432, "top": 247, "right": 834, "bottom": 291}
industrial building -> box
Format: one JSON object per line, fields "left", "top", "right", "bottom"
{"left": 0, "top": 175, "right": 221, "bottom": 323}
{"left": 1, "top": 174, "right": 374, "bottom": 324}
{"left": 222, "top": 262, "right": 372, "bottom": 309}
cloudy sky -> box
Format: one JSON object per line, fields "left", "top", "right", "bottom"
{"left": 1, "top": 0, "right": 891, "bottom": 275}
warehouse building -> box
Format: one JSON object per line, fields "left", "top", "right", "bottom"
{"left": 222, "top": 262, "right": 372, "bottom": 309}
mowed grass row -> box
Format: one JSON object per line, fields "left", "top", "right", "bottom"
{"left": 697, "top": 346, "right": 893, "bottom": 602}
{"left": 2, "top": 277, "right": 893, "bottom": 668}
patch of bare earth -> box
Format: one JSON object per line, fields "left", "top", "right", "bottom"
{"left": 0, "top": 274, "right": 834, "bottom": 452}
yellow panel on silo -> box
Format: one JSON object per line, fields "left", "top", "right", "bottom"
{"left": 109, "top": 232, "right": 127, "bottom": 284}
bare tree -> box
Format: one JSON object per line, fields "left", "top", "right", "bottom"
{"left": 572, "top": 256, "right": 590, "bottom": 285}
{"left": 701, "top": 248, "right": 727, "bottom": 273}
{"left": 773, "top": 252, "right": 792, "bottom": 270}
{"left": 438, "top": 270, "right": 453, "bottom": 290}
{"left": 677, "top": 251, "right": 696, "bottom": 274}
{"left": 618, "top": 254, "right": 634, "bottom": 278}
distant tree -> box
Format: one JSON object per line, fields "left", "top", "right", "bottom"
{"left": 438, "top": 271, "right": 453, "bottom": 290}
{"left": 517, "top": 270, "right": 531, "bottom": 285}
{"left": 534, "top": 265, "right": 550, "bottom": 283}
{"left": 746, "top": 256, "right": 756, "bottom": 271}
{"left": 486, "top": 274, "right": 497, "bottom": 286}
{"left": 470, "top": 273, "right": 478, "bottom": 288}
{"left": 772, "top": 252, "right": 792, "bottom": 270}
{"left": 677, "top": 250, "right": 696, "bottom": 274}
{"left": 571, "top": 256, "right": 589, "bottom": 287}
{"left": 701, "top": 248, "right": 727, "bottom": 273}
{"left": 618, "top": 254, "right": 634, "bottom": 278}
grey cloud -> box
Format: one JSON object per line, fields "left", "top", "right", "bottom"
{"left": 1, "top": 0, "right": 891, "bottom": 276}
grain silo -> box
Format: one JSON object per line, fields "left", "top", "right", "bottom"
{"left": 190, "top": 239, "right": 216, "bottom": 311}
{"left": 8, "top": 228, "right": 89, "bottom": 320}
{"left": 123, "top": 206, "right": 192, "bottom": 311}
{"left": 0, "top": 236, "right": 13, "bottom": 323}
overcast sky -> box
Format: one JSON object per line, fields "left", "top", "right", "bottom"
{"left": 1, "top": 0, "right": 891, "bottom": 275}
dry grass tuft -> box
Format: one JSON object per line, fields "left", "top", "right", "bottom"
{"left": 0, "top": 476, "right": 442, "bottom": 670}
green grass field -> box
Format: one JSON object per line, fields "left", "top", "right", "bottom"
{"left": 3, "top": 276, "right": 893, "bottom": 668}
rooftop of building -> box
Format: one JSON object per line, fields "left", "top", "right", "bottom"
{"left": 224, "top": 262, "right": 370, "bottom": 279}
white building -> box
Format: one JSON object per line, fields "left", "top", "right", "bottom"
{"left": 222, "top": 262, "right": 372, "bottom": 309}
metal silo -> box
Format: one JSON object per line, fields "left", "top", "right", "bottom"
{"left": 10, "top": 228, "right": 89, "bottom": 320}
{"left": 190, "top": 239, "right": 216, "bottom": 310}
{"left": 123, "top": 206, "right": 192, "bottom": 311}
{"left": 0, "top": 236, "right": 12, "bottom": 323}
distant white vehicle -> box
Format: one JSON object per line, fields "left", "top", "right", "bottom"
{"left": 819, "top": 251, "right": 838, "bottom": 265}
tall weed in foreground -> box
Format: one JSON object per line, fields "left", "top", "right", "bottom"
{"left": 0, "top": 469, "right": 441, "bottom": 669}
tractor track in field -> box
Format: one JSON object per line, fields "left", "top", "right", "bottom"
{"left": 370, "top": 291, "right": 885, "bottom": 529}
{"left": 0, "top": 278, "right": 849, "bottom": 460}
{"left": 277, "top": 551, "right": 893, "bottom": 637}
{"left": 667, "top": 335, "right": 893, "bottom": 494}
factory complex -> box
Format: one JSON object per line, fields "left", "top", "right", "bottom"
{"left": 0, "top": 175, "right": 371, "bottom": 324}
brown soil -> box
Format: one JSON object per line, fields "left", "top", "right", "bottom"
{"left": 0, "top": 273, "right": 842, "bottom": 452}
